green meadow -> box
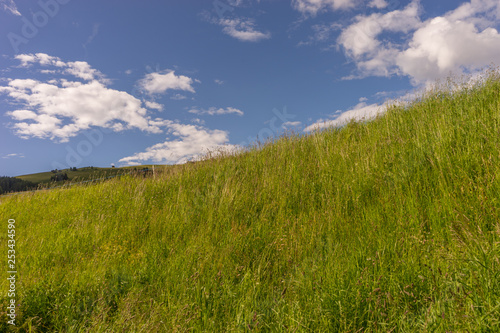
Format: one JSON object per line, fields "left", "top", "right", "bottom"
{"left": 1, "top": 71, "right": 500, "bottom": 332}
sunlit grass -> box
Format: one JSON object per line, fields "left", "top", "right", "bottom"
{"left": 0, "top": 69, "right": 499, "bottom": 332}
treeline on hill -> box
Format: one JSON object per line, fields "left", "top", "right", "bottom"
{"left": 50, "top": 169, "right": 70, "bottom": 182}
{"left": 0, "top": 176, "right": 37, "bottom": 195}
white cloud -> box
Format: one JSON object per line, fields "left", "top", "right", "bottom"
{"left": 170, "top": 93, "right": 187, "bottom": 100}
{"left": 1, "top": 79, "right": 161, "bottom": 142}
{"left": 138, "top": 70, "right": 196, "bottom": 95}
{"left": 298, "top": 23, "right": 342, "bottom": 46}
{"left": 227, "top": 0, "right": 244, "bottom": 6}
{"left": 144, "top": 101, "right": 164, "bottom": 111}
{"left": 188, "top": 107, "right": 244, "bottom": 116}
{"left": 204, "top": 5, "right": 269, "bottom": 42}
{"left": 2, "top": 54, "right": 238, "bottom": 166}
{"left": 119, "top": 123, "right": 239, "bottom": 165}
{"left": 304, "top": 102, "right": 383, "bottom": 131}
{"left": 219, "top": 18, "right": 271, "bottom": 42}
{"left": 83, "top": 23, "right": 100, "bottom": 51}
{"left": 14, "top": 53, "right": 108, "bottom": 83}
{"left": 64, "top": 61, "right": 106, "bottom": 81}
{"left": 2, "top": 153, "right": 24, "bottom": 159}
{"left": 215, "top": 79, "right": 224, "bottom": 85}
{"left": 338, "top": 1, "right": 421, "bottom": 58}
{"left": 1, "top": 0, "right": 20, "bottom": 16}
{"left": 338, "top": 0, "right": 500, "bottom": 84}
{"left": 282, "top": 121, "right": 302, "bottom": 128}
{"left": 0, "top": 54, "right": 169, "bottom": 142}
{"left": 191, "top": 118, "right": 205, "bottom": 125}
{"left": 123, "top": 161, "right": 142, "bottom": 166}
{"left": 397, "top": 16, "right": 500, "bottom": 83}
{"left": 311, "top": 23, "right": 341, "bottom": 41}
{"left": 368, "top": 0, "right": 388, "bottom": 9}
{"left": 16, "top": 53, "right": 66, "bottom": 68}
{"left": 292, "top": 0, "right": 357, "bottom": 16}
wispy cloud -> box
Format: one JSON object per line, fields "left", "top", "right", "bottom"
{"left": 191, "top": 118, "right": 205, "bottom": 125}
{"left": 292, "top": 0, "right": 358, "bottom": 16}
{"left": 298, "top": 22, "right": 341, "bottom": 46}
{"left": 218, "top": 18, "right": 271, "bottom": 42}
{"left": 170, "top": 93, "right": 187, "bottom": 100}
{"left": 282, "top": 121, "right": 302, "bottom": 129}
{"left": 2, "top": 153, "right": 24, "bottom": 159}
{"left": 203, "top": 1, "right": 270, "bottom": 42}
{"left": 188, "top": 107, "right": 244, "bottom": 116}
{"left": 83, "top": 23, "right": 100, "bottom": 55}
{"left": 1, "top": 0, "right": 20, "bottom": 16}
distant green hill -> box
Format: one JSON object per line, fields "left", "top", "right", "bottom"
{"left": 14, "top": 165, "right": 160, "bottom": 186}
{"left": 1, "top": 71, "right": 499, "bottom": 331}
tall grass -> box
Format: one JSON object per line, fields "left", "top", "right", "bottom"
{"left": 1, "top": 70, "right": 500, "bottom": 332}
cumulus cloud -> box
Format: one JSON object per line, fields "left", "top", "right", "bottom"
{"left": 144, "top": 101, "right": 164, "bottom": 111}
{"left": 338, "top": 0, "right": 500, "bottom": 84}
{"left": 119, "top": 123, "right": 239, "bottom": 165}
{"left": 188, "top": 107, "right": 244, "bottom": 116}
{"left": 339, "top": 1, "right": 421, "bottom": 58}
{"left": 397, "top": 17, "right": 500, "bottom": 82}
{"left": 64, "top": 61, "right": 106, "bottom": 81}
{"left": 304, "top": 102, "right": 383, "bottom": 131}
{"left": 15, "top": 53, "right": 108, "bottom": 83}
{"left": 1, "top": 0, "right": 20, "bottom": 15}
{"left": 16, "top": 53, "right": 64, "bottom": 67}
{"left": 1, "top": 79, "right": 162, "bottom": 142}
{"left": 2, "top": 54, "right": 240, "bottom": 165}
{"left": 138, "top": 70, "right": 196, "bottom": 94}
{"left": 0, "top": 54, "right": 168, "bottom": 142}
{"left": 218, "top": 18, "right": 271, "bottom": 42}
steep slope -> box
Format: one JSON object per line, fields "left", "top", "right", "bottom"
{"left": 1, "top": 71, "right": 499, "bottom": 332}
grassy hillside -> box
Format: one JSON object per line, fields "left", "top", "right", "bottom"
{"left": 15, "top": 165, "right": 160, "bottom": 185}
{"left": 1, "top": 71, "right": 500, "bottom": 332}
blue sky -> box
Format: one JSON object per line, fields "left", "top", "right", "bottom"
{"left": 1, "top": 0, "right": 500, "bottom": 177}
